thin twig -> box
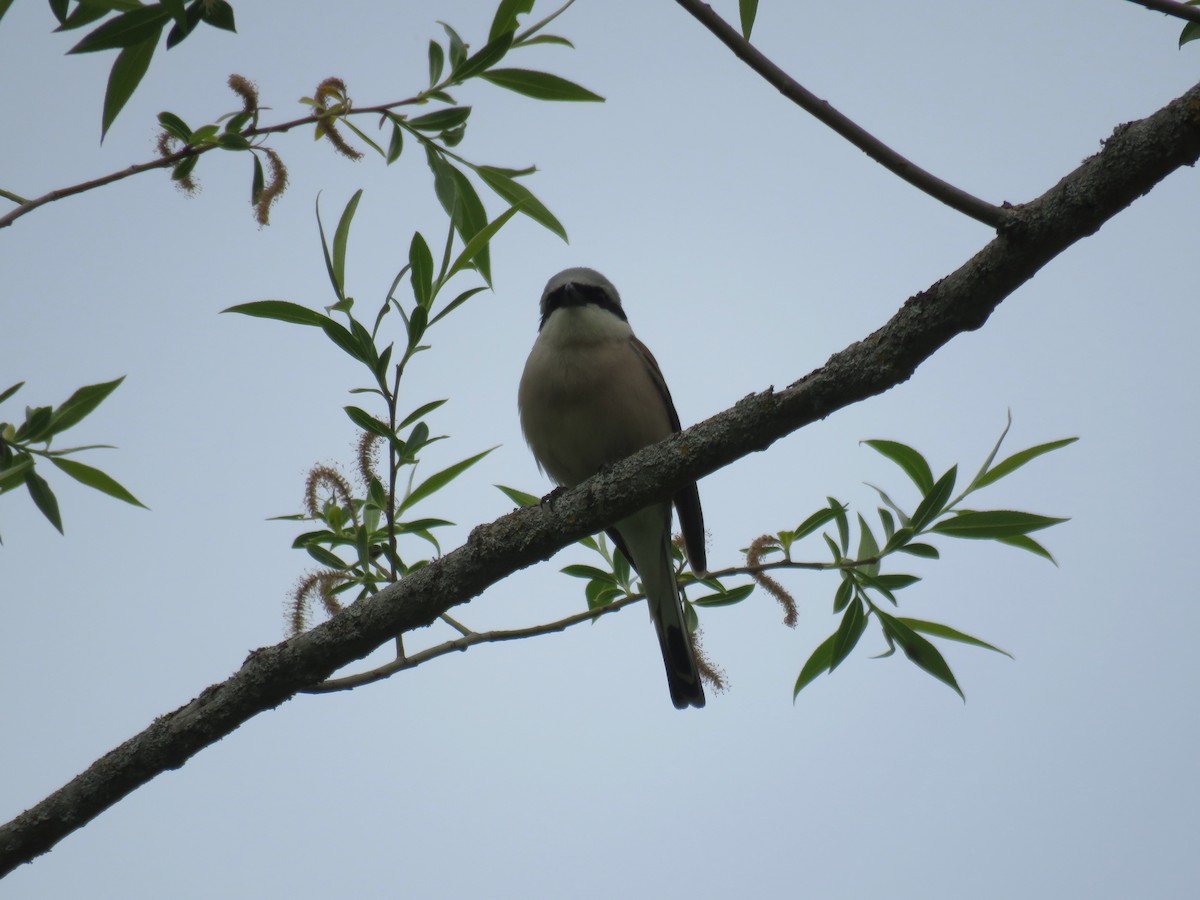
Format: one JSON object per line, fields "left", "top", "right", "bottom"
{"left": 672, "top": 0, "right": 1009, "bottom": 227}
{"left": 1124, "top": 0, "right": 1200, "bottom": 24}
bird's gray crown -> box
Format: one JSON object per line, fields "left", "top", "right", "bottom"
{"left": 539, "top": 267, "right": 626, "bottom": 329}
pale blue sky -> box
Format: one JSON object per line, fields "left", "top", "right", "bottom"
{"left": 2, "top": 1, "right": 1198, "bottom": 897}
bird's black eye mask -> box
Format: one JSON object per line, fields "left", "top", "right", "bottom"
{"left": 540, "top": 282, "right": 628, "bottom": 330}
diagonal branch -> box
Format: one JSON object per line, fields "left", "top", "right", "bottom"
{"left": 672, "top": 0, "right": 1009, "bottom": 227}
{"left": 1124, "top": 0, "right": 1200, "bottom": 24}
{"left": 3, "top": 77, "right": 1200, "bottom": 878}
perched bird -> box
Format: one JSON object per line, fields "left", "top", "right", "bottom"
{"left": 518, "top": 267, "right": 707, "bottom": 709}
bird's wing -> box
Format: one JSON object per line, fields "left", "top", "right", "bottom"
{"left": 629, "top": 335, "right": 707, "bottom": 574}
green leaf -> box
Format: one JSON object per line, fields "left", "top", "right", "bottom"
{"left": 877, "top": 611, "right": 964, "bottom": 700}
{"left": 855, "top": 513, "right": 880, "bottom": 576}
{"left": 495, "top": 484, "right": 540, "bottom": 507}
{"left": 975, "top": 437, "right": 1078, "bottom": 488}
{"left": 830, "top": 496, "right": 849, "bottom": 553}
{"left": 931, "top": 510, "right": 1068, "bottom": 540}
{"left": 871, "top": 573, "right": 920, "bottom": 591}
{"left": 344, "top": 406, "right": 389, "bottom": 438}
{"left": 490, "top": 0, "right": 533, "bottom": 42}
{"left": 69, "top": 5, "right": 169, "bottom": 52}
{"left": 49, "top": 456, "right": 146, "bottom": 507}
{"left": 425, "top": 151, "right": 492, "bottom": 282}
{"left": 429, "top": 286, "right": 488, "bottom": 326}
{"left": 386, "top": 123, "right": 404, "bottom": 164}
{"left": 165, "top": 0, "right": 202, "bottom": 48}
{"left": 101, "top": 36, "right": 157, "bottom": 139}
{"left": 199, "top": 0, "right": 235, "bottom": 31}
{"left": 453, "top": 32, "right": 514, "bottom": 82}
{"left": 475, "top": 165, "right": 567, "bottom": 241}
{"left": 586, "top": 580, "right": 622, "bottom": 610}
{"left": 996, "top": 533, "right": 1057, "bottom": 564}
{"left": 157, "top": 111, "right": 192, "bottom": 142}
{"left": 0, "top": 381, "right": 24, "bottom": 405}
{"left": 561, "top": 564, "right": 614, "bottom": 582}
{"left": 518, "top": 34, "right": 573, "bottom": 48}
{"left": 868, "top": 482, "right": 911, "bottom": 526}
{"left": 738, "top": 0, "right": 758, "bottom": 39}
{"left": 793, "top": 632, "right": 837, "bottom": 699}
{"left": 864, "top": 439, "right": 934, "bottom": 494}
{"left": 322, "top": 319, "right": 369, "bottom": 365}
{"left": 1182, "top": 21, "right": 1200, "bottom": 48}
{"left": 332, "top": 189, "right": 363, "bottom": 299}
{"left": 832, "top": 576, "right": 852, "bottom": 613}
{"left": 49, "top": 376, "right": 125, "bottom": 437}
{"left": 692, "top": 583, "right": 755, "bottom": 607}
{"left": 441, "top": 21, "right": 466, "bottom": 69}
{"left": 897, "top": 542, "right": 939, "bottom": 559}
{"left": 444, "top": 202, "right": 522, "bottom": 287}
{"left": 409, "top": 232, "right": 434, "bottom": 307}
{"left": 407, "top": 106, "right": 472, "bottom": 132}
{"left": 306, "top": 545, "right": 350, "bottom": 569}
{"left": 791, "top": 506, "right": 837, "bottom": 540}
{"left": 479, "top": 68, "right": 604, "bottom": 102}
{"left": 26, "top": 469, "right": 63, "bottom": 533}
{"left": 882, "top": 525, "right": 914, "bottom": 553}
{"left": 899, "top": 618, "right": 1013, "bottom": 659}
{"left": 251, "top": 153, "right": 265, "bottom": 203}
{"left": 170, "top": 153, "right": 198, "bottom": 182}
{"left": 830, "top": 598, "right": 867, "bottom": 671}
{"left": 0, "top": 455, "right": 34, "bottom": 493}
{"left": 397, "top": 398, "right": 448, "bottom": 431}
{"left": 428, "top": 40, "right": 445, "bottom": 84}
{"left": 399, "top": 447, "right": 495, "bottom": 513}
{"left": 910, "top": 465, "right": 957, "bottom": 532}
{"left": 222, "top": 300, "right": 329, "bottom": 327}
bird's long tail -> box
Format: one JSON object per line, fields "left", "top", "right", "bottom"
{"left": 618, "top": 505, "right": 706, "bottom": 709}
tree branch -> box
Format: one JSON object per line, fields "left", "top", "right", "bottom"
{"left": 3, "top": 77, "right": 1199, "bottom": 878}
{"left": 1124, "top": 0, "right": 1200, "bottom": 24}
{"left": 672, "top": 0, "right": 1009, "bottom": 227}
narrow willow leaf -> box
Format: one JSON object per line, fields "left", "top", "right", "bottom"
{"left": 0, "top": 381, "right": 24, "bottom": 405}
{"left": 883, "top": 526, "right": 914, "bottom": 553}
{"left": 561, "top": 564, "right": 614, "bottom": 582}
{"left": 428, "top": 40, "right": 445, "bottom": 84}
{"left": 479, "top": 68, "right": 604, "bottom": 101}
{"left": 397, "top": 399, "right": 447, "bottom": 431}
{"left": 996, "top": 532, "right": 1057, "bottom": 564}
{"left": 899, "top": 618, "right": 1013, "bottom": 658}
{"left": 332, "top": 189, "right": 363, "bottom": 297}
{"left": 792, "top": 506, "right": 837, "bottom": 540}
{"left": 157, "top": 111, "right": 192, "bottom": 142}
{"left": 495, "top": 484, "right": 539, "bottom": 507}
{"left": 897, "top": 542, "right": 940, "bottom": 559}
{"left": 399, "top": 447, "right": 495, "bottom": 513}
{"left": 26, "top": 469, "right": 63, "bottom": 533}
{"left": 692, "top": 584, "right": 755, "bottom": 607}
{"left": 856, "top": 513, "right": 880, "bottom": 576}
{"left": 475, "top": 165, "right": 566, "bottom": 241}
{"left": 490, "top": 0, "right": 533, "bottom": 42}
{"left": 199, "top": 0, "right": 235, "bottom": 31}
{"left": 50, "top": 457, "right": 146, "bottom": 508}
{"left": 386, "top": 123, "right": 404, "bottom": 164}
{"left": 223, "top": 300, "right": 328, "bottom": 327}
{"left": 306, "top": 545, "right": 349, "bottom": 569}
{"left": 738, "top": 0, "right": 758, "bottom": 39}
{"left": 409, "top": 232, "right": 434, "bottom": 306}
{"left": 453, "top": 33, "right": 514, "bottom": 82}
{"left": 878, "top": 507, "right": 895, "bottom": 540}
{"left": 1182, "top": 21, "right": 1200, "bottom": 48}
{"left": 586, "top": 582, "right": 623, "bottom": 610}
{"left": 976, "top": 437, "right": 1078, "bottom": 488}
{"left": 322, "top": 319, "right": 369, "bottom": 365}
{"left": 867, "top": 482, "right": 910, "bottom": 526}
{"left": 441, "top": 21, "right": 467, "bottom": 69}
{"left": 429, "top": 286, "right": 488, "bottom": 326}
{"left": 932, "top": 510, "right": 1068, "bottom": 539}
{"left": 965, "top": 410, "right": 1012, "bottom": 492}
{"left": 69, "top": 5, "right": 168, "bottom": 52}
{"left": 864, "top": 439, "right": 934, "bottom": 494}
{"left": 408, "top": 106, "right": 472, "bottom": 132}
{"left": 250, "top": 153, "right": 265, "bottom": 202}
{"left": 877, "top": 611, "right": 964, "bottom": 700}
{"left": 343, "top": 406, "right": 390, "bottom": 438}
{"left": 831, "top": 496, "right": 849, "bottom": 553}
{"left": 910, "top": 465, "right": 957, "bottom": 532}
{"left": 48, "top": 376, "right": 125, "bottom": 436}
{"left": 101, "top": 36, "right": 157, "bottom": 139}
{"left": 832, "top": 576, "right": 852, "bottom": 613}
{"left": 444, "top": 203, "right": 522, "bottom": 286}
{"left": 871, "top": 573, "right": 920, "bottom": 591}
{"left": 0, "top": 455, "right": 34, "bottom": 492}
{"left": 830, "top": 598, "right": 867, "bottom": 671}
{"left": 170, "top": 154, "right": 198, "bottom": 182}
{"left": 793, "top": 632, "right": 837, "bottom": 699}
{"left": 518, "top": 35, "right": 573, "bottom": 48}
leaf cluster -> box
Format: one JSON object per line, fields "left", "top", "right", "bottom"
{"left": 0, "top": 377, "right": 145, "bottom": 539}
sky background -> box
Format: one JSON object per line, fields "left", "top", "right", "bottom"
{"left": 2, "top": 1, "right": 1198, "bottom": 897}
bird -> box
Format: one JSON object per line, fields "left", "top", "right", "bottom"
{"left": 518, "top": 267, "right": 707, "bottom": 709}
